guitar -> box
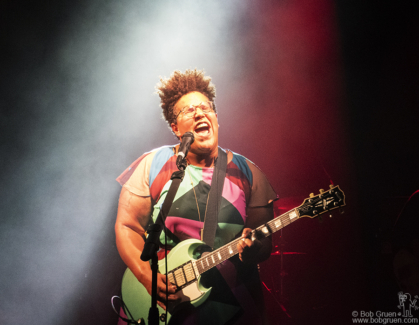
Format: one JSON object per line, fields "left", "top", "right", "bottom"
{"left": 121, "top": 185, "right": 346, "bottom": 323}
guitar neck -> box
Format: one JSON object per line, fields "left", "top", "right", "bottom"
{"left": 167, "top": 186, "right": 344, "bottom": 291}
{"left": 195, "top": 208, "right": 300, "bottom": 275}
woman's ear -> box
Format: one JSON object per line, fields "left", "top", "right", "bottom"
{"left": 171, "top": 123, "right": 181, "bottom": 139}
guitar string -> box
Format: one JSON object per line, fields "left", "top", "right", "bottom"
{"left": 196, "top": 209, "right": 297, "bottom": 273}
{"left": 183, "top": 189, "right": 342, "bottom": 275}
{"left": 198, "top": 191, "right": 343, "bottom": 272}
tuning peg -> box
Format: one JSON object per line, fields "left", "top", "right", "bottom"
{"left": 319, "top": 189, "right": 324, "bottom": 194}
{"left": 309, "top": 193, "right": 314, "bottom": 198}
{"left": 329, "top": 184, "right": 334, "bottom": 189}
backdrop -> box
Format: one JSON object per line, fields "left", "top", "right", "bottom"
{"left": 1, "top": 0, "right": 418, "bottom": 324}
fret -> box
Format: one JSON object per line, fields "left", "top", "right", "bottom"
{"left": 121, "top": 186, "right": 345, "bottom": 323}
{"left": 266, "top": 209, "right": 300, "bottom": 237}
{"left": 163, "top": 187, "right": 345, "bottom": 287}
{"left": 260, "top": 225, "right": 270, "bottom": 236}
{"left": 289, "top": 210, "right": 298, "bottom": 220}
{"left": 195, "top": 209, "right": 302, "bottom": 275}
{"left": 171, "top": 209, "right": 303, "bottom": 279}
{"left": 192, "top": 261, "right": 199, "bottom": 278}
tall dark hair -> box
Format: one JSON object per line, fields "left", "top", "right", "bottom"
{"left": 156, "top": 69, "right": 216, "bottom": 128}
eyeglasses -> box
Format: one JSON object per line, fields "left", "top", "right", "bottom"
{"left": 174, "top": 101, "right": 214, "bottom": 120}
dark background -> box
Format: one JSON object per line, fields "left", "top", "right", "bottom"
{"left": 1, "top": 0, "right": 418, "bottom": 324}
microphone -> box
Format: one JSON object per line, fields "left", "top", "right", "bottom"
{"left": 176, "top": 132, "right": 194, "bottom": 170}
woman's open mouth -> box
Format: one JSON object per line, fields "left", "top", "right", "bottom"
{"left": 194, "top": 122, "right": 210, "bottom": 137}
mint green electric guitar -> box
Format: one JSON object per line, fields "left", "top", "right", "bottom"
{"left": 121, "top": 185, "right": 346, "bottom": 324}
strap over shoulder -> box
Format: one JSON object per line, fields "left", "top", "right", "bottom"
{"left": 202, "top": 148, "right": 227, "bottom": 249}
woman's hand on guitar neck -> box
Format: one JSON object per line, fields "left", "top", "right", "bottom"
{"left": 237, "top": 228, "right": 263, "bottom": 264}
{"left": 237, "top": 228, "right": 272, "bottom": 264}
{"left": 239, "top": 203, "right": 274, "bottom": 264}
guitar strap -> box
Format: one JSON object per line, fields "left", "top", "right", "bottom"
{"left": 154, "top": 170, "right": 184, "bottom": 246}
{"left": 202, "top": 147, "right": 227, "bottom": 249}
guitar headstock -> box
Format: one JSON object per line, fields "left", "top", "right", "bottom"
{"left": 297, "top": 185, "right": 346, "bottom": 218}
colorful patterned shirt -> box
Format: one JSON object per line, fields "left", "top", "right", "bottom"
{"left": 117, "top": 145, "right": 277, "bottom": 324}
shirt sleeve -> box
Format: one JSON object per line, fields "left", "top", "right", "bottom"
{"left": 246, "top": 160, "right": 278, "bottom": 207}
{"left": 122, "top": 152, "right": 154, "bottom": 197}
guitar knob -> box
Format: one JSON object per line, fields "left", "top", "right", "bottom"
{"left": 309, "top": 193, "right": 314, "bottom": 198}
{"left": 329, "top": 184, "right": 334, "bottom": 189}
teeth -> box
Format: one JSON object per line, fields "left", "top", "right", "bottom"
{"left": 196, "top": 122, "right": 208, "bottom": 129}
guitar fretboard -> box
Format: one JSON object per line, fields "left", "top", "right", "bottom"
{"left": 195, "top": 208, "right": 300, "bottom": 274}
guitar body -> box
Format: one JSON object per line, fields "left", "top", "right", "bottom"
{"left": 121, "top": 239, "right": 212, "bottom": 324}
{"left": 120, "top": 185, "right": 346, "bottom": 324}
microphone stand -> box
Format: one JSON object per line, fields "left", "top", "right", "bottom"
{"left": 141, "top": 223, "right": 163, "bottom": 325}
{"left": 140, "top": 158, "right": 187, "bottom": 325}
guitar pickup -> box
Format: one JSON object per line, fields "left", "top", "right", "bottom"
{"left": 168, "top": 262, "right": 197, "bottom": 290}
{"left": 174, "top": 269, "right": 186, "bottom": 287}
{"left": 167, "top": 272, "right": 176, "bottom": 286}
{"left": 183, "top": 262, "right": 196, "bottom": 282}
